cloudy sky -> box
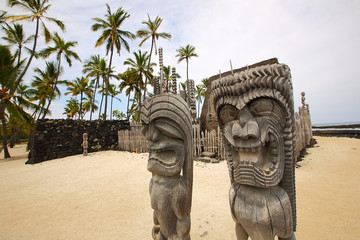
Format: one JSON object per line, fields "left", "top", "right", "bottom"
{"left": 1, "top": 0, "right": 360, "bottom": 124}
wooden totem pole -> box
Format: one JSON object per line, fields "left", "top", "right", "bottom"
{"left": 140, "top": 94, "right": 193, "bottom": 240}
{"left": 212, "top": 63, "right": 297, "bottom": 240}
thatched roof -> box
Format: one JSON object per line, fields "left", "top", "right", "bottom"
{"left": 199, "top": 58, "right": 279, "bottom": 132}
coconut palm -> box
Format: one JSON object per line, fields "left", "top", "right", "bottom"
{"left": 112, "top": 110, "right": 126, "bottom": 120}
{"left": 65, "top": 76, "right": 93, "bottom": 120}
{"left": 63, "top": 98, "right": 79, "bottom": 119}
{"left": 39, "top": 32, "right": 81, "bottom": 87}
{"left": 2, "top": 23, "right": 34, "bottom": 65}
{"left": 118, "top": 68, "right": 141, "bottom": 120}
{"left": 31, "top": 61, "right": 64, "bottom": 119}
{"left": 0, "top": 45, "right": 37, "bottom": 158}
{"left": 162, "top": 65, "right": 181, "bottom": 93}
{"left": 137, "top": 15, "right": 171, "bottom": 101}
{"left": 108, "top": 84, "right": 121, "bottom": 120}
{"left": 123, "top": 50, "right": 156, "bottom": 105}
{"left": 6, "top": 0, "right": 65, "bottom": 82}
{"left": 0, "top": 10, "right": 8, "bottom": 28}
{"left": 176, "top": 44, "right": 199, "bottom": 81}
{"left": 82, "top": 55, "right": 108, "bottom": 120}
{"left": 91, "top": 4, "right": 135, "bottom": 120}
{"left": 82, "top": 96, "right": 98, "bottom": 119}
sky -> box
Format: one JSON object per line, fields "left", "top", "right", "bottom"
{"left": 1, "top": 0, "right": 360, "bottom": 124}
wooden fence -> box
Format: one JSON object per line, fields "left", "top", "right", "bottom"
{"left": 118, "top": 114, "right": 312, "bottom": 161}
{"left": 118, "top": 124, "right": 226, "bottom": 159}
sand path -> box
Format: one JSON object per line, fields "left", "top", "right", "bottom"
{"left": 0, "top": 136, "right": 359, "bottom": 239}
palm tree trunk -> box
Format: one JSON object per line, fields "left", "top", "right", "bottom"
{"left": 42, "top": 96, "right": 53, "bottom": 119}
{"left": 0, "top": 105, "right": 11, "bottom": 158}
{"left": 142, "top": 37, "right": 154, "bottom": 102}
{"left": 17, "top": 45, "right": 22, "bottom": 66}
{"left": 126, "top": 92, "right": 131, "bottom": 120}
{"left": 104, "top": 47, "right": 114, "bottom": 120}
{"left": 17, "top": 17, "right": 39, "bottom": 82}
{"left": 90, "top": 77, "right": 99, "bottom": 121}
{"left": 54, "top": 54, "right": 62, "bottom": 89}
{"left": 98, "top": 80, "right": 105, "bottom": 119}
{"left": 79, "top": 91, "right": 83, "bottom": 120}
{"left": 186, "top": 58, "right": 189, "bottom": 80}
{"left": 110, "top": 96, "right": 113, "bottom": 120}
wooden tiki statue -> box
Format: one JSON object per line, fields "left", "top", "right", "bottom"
{"left": 212, "top": 63, "right": 297, "bottom": 240}
{"left": 140, "top": 94, "right": 193, "bottom": 240}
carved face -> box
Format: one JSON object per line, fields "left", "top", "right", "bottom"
{"left": 219, "top": 98, "right": 285, "bottom": 187}
{"left": 142, "top": 118, "right": 185, "bottom": 177}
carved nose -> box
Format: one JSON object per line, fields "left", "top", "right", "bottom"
{"left": 232, "top": 107, "right": 259, "bottom": 140}
{"left": 232, "top": 120, "right": 259, "bottom": 140}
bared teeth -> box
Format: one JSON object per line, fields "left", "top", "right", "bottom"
{"left": 271, "top": 148, "right": 278, "bottom": 155}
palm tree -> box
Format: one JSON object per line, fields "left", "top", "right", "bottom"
{"left": 108, "top": 84, "right": 121, "bottom": 120}
{"left": 39, "top": 32, "right": 81, "bottom": 87}
{"left": 137, "top": 15, "right": 171, "bottom": 101}
{"left": 2, "top": 23, "right": 34, "bottom": 65}
{"left": 0, "top": 11, "right": 8, "bottom": 28}
{"left": 118, "top": 68, "right": 141, "bottom": 120}
{"left": 63, "top": 98, "right": 79, "bottom": 119}
{"left": 91, "top": 4, "right": 135, "bottom": 120}
{"left": 0, "top": 45, "right": 37, "bottom": 158}
{"left": 6, "top": 0, "right": 65, "bottom": 82}
{"left": 123, "top": 50, "right": 155, "bottom": 106}
{"left": 65, "top": 76, "right": 93, "bottom": 120}
{"left": 82, "top": 96, "right": 98, "bottom": 119}
{"left": 83, "top": 55, "right": 108, "bottom": 120}
{"left": 162, "top": 65, "right": 181, "bottom": 93}
{"left": 31, "top": 61, "right": 64, "bottom": 119}
{"left": 82, "top": 55, "right": 106, "bottom": 120}
{"left": 176, "top": 44, "right": 199, "bottom": 81}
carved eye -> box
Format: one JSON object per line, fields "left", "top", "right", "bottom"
{"left": 219, "top": 105, "right": 239, "bottom": 124}
{"left": 155, "top": 120, "right": 183, "bottom": 140}
{"left": 141, "top": 124, "right": 149, "bottom": 136}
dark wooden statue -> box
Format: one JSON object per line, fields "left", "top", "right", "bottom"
{"left": 140, "top": 94, "right": 193, "bottom": 240}
{"left": 212, "top": 63, "right": 297, "bottom": 240}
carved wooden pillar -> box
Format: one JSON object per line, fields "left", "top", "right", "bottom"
{"left": 140, "top": 94, "right": 193, "bottom": 240}
{"left": 213, "top": 63, "right": 297, "bottom": 240}
{"left": 172, "top": 67, "right": 177, "bottom": 94}
{"left": 159, "top": 48, "right": 164, "bottom": 94}
{"left": 186, "top": 79, "right": 197, "bottom": 122}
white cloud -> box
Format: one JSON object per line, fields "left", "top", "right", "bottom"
{"left": 1, "top": 0, "right": 360, "bottom": 123}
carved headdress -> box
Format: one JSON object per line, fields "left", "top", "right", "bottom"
{"left": 140, "top": 94, "right": 193, "bottom": 211}
{"left": 212, "top": 63, "right": 297, "bottom": 230}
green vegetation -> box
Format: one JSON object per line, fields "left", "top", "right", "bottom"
{"left": 0, "top": 2, "right": 207, "bottom": 158}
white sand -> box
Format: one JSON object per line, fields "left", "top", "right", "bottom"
{"left": 0, "top": 136, "right": 359, "bottom": 239}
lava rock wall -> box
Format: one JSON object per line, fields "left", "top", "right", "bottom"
{"left": 27, "top": 119, "right": 130, "bottom": 164}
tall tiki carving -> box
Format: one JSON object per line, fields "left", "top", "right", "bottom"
{"left": 212, "top": 63, "right": 297, "bottom": 240}
{"left": 186, "top": 79, "right": 197, "bottom": 121}
{"left": 172, "top": 67, "right": 177, "bottom": 94}
{"left": 140, "top": 94, "right": 193, "bottom": 240}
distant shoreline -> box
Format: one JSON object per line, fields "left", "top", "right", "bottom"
{"left": 312, "top": 123, "right": 360, "bottom": 129}
{"left": 312, "top": 123, "right": 360, "bottom": 139}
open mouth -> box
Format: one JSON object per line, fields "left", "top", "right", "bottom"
{"left": 149, "top": 147, "right": 179, "bottom": 167}
{"left": 231, "top": 133, "right": 282, "bottom": 186}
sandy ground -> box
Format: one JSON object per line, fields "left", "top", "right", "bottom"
{"left": 0, "top": 136, "right": 359, "bottom": 240}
